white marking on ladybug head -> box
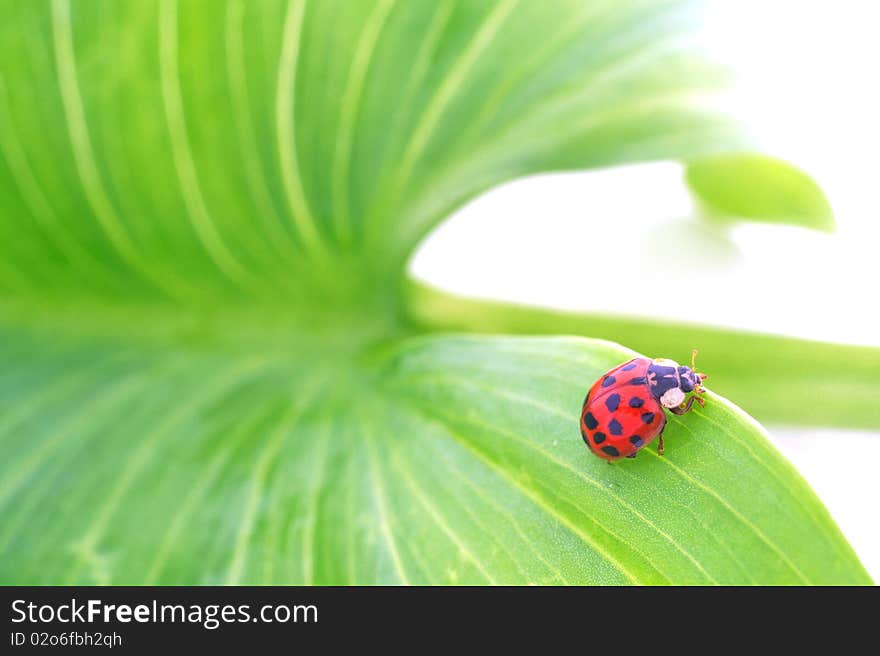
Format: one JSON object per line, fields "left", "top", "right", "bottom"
{"left": 660, "top": 387, "right": 686, "bottom": 408}
{"left": 652, "top": 358, "right": 679, "bottom": 367}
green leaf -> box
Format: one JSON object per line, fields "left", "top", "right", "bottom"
{"left": 0, "top": 327, "right": 868, "bottom": 584}
{"left": 0, "top": 0, "right": 754, "bottom": 296}
{"left": 686, "top": 154, "right": 835, "bottom": 232}
{"left": 409, "top": 282, "right": 880, "bottom": 429}
{"left": 0, "top": 0, "right": 868, "bottom": 584}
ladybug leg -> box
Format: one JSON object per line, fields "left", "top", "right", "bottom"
{"left": 669, "top": 394, "right": 703, "bottom": 416}
{"left": 656, "top": 415, "right": 674, "bottom": 455}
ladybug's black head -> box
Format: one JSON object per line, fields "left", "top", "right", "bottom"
{"left": 679, "top": 350, "right": 708, "bottom": 395}
{"left": 678, "top": 366, "right": 701, "bottom": 393}
{"left": 649, "top": 351, "right": 708, "bottom": 409}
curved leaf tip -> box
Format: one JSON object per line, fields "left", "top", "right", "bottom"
{"left": 685, "top": 154, "right": 835, "bottom": 232}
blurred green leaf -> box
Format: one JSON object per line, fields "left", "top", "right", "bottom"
{"left": 409, "top": 283, "right": 880, "bottom": 429}
{"left": 0, "top": 0, "right": 755, "bottom": 295}
{"left": 0, "top": 0, "right": 866, "bottom": 584}
{"left": 686, "top": 154, "right": 835, "bottom": 231}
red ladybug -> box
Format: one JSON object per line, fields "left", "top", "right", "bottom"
{"left": 580, "top": 350, "right": 707, "bottom": 461}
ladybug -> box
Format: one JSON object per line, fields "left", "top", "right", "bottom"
{"left": 579, "top": 350, "right": 707, "bottom": 461}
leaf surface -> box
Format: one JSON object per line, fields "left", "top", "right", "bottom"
{"left": 0, "top": 328, "right": 868, "bottom": 584}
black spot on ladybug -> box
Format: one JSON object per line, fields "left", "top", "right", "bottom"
{"left": 581, "top": 430, "right": 593, "bottom": 450}
{"left": 622, "top": 362, "right": 637, "bottom": 371}
{"left": 584, "top": 412, "right": 599, "bottom": 430}
{"left": 630, "top": 435, "right": 644, "bottom": 447}
{"left": 605, "top": 393, "right": 620, "bottom": 412}
{"left": 601, "top": 445, "right": 620, "bottom": 457}
{"left": 608, "top": 418, "right": 623, "bottom": 435}
{"left": 629, "top": 377, "right": 647, "bottom": 385}
{"left": 641, "top": 412, "right": 655, "bottom": 424}
{"left": 593, "top": 431, "right": 606, "bottom": 445}
{"left": 626, "top": 452, "right": 637, "bottom": 458}
{"left": 602, "top": 376, "right": 616, "bottom": 388}
{"left": 629, "top": 397, "right": 644, "bottom": 408}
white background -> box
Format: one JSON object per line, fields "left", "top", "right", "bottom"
{"left": 411, "top": 0, "right": 880, "bottom": 580}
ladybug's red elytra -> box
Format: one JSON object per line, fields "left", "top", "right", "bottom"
{"left": 580, "top": 350, "right": 707, "bottom": 462}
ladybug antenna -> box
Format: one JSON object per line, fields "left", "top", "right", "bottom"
{"left": 691, "top": 349, "right": 708, "bottom": 386}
